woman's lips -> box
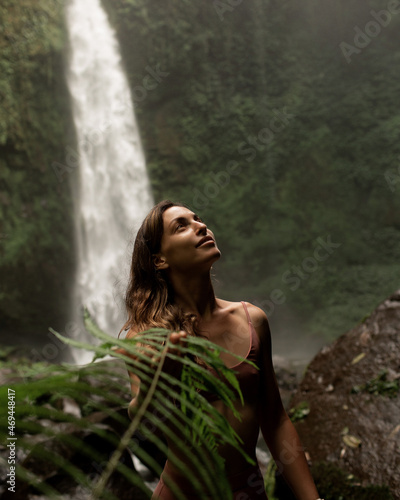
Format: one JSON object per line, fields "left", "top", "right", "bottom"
{"left": 196, "top": 236, "right": 214, "bottom": 247}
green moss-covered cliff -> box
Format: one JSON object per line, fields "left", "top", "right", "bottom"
{"left": 1, "top": 0, "right": 400, "bottom": 345}
{"left": 0, "top": 0, "right": 76, "bottom": 337}
{"left": 104, "top": 0, "right": 400, "bottom": 341}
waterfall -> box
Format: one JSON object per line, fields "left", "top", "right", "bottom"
{"left": 65, "top": 0, "right": 153, "bottom": 357}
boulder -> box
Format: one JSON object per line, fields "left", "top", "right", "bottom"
{"left": 290, "top": 290, "right": 400, "bottom": 498}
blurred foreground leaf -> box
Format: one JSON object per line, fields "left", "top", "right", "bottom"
{"left": 0, "top": 313, "right": 257, "bottom": 499}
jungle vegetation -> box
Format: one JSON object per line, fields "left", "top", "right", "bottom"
{"left": 1, "top": 0, "right": 400, "bottom": 347}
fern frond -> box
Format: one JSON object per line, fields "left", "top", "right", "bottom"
{"left": 1, "top": 315, "right": 259, "bottom": 499}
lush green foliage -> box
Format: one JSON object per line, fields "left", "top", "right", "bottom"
{"left": 0, "top": 0, "right": 75, "bottom": 333}
{"left": 0, "top": 315, "right": 256, "bottom": 499}
{"left": 2, "top": 0, "right": 400, "bottom": 344}
{"left": 104, "top": 0, "right": 400, "bottom": 342}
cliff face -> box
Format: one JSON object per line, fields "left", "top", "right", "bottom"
{"left": 0, "top": 0, "right": 76, "bottom": 337}
{"left": 290, "top": 290, "right": 400, "bottom": 498}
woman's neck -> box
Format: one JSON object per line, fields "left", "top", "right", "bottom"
{"left": 169, "top": 272, "right": 216, "bottom": 319}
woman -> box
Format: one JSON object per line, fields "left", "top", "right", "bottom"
{"left": 121, "top": 200, "right": 322, "bottom": 500}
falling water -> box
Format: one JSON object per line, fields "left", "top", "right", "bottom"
{"left": 65, "top": 0, "right": 153, "bottom": 356}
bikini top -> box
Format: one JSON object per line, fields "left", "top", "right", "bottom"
{"left": 202, "top": 301, "right": 261, "bottom": 404}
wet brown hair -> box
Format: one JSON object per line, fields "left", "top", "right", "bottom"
{"left": 121, "top": 200, "right": 198, "bottom": 337}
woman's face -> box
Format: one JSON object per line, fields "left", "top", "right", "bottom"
{"left": 155, "top": 206, "right": 221, "bottom": 273}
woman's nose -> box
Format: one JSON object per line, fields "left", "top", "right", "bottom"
{"left": 194, "top": 220, "right": 207, "bottom": 234}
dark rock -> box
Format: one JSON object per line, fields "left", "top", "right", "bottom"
{"left": 290, "top": 290, "right": 400, "bottom": 499}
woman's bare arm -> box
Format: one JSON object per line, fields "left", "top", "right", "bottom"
{"left": 247, "top": 304, "right": 320, "bottom": 500}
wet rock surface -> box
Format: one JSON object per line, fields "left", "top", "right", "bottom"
{"left": 290, "top": 290, "right": 400, "bottom": 498}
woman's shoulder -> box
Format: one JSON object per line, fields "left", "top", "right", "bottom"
{"left": 216, "top": 299, "right": 269, "bottom": 327}
{"left": 242, "top": 301, "right": 269, "bottom": 326}
{"left": 230, "top": 301, "right": 271, "bottom": 343}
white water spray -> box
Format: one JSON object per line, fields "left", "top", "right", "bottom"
{"left": 65, "top": 0, "right": 153, "bottom": 356}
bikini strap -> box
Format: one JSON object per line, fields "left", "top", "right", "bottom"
{"left": 241, "top": 301, "right": 252, "bottom": 324}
